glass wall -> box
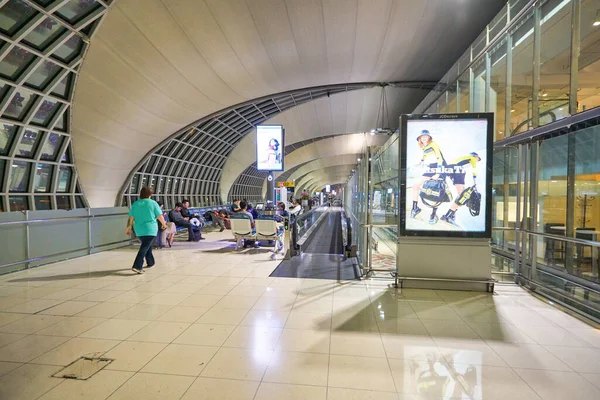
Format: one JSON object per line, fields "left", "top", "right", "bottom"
{"left": 408, "top": 0, "right": 600, "bottom": 320}
{"left": 416, "top": 0, "right": 599, "bottom": 134}
{"left": 0, "top": 0, "right": 111, "bottom": 211}
{"left": 370, "top": 134, "right": 400, "bottom": 273}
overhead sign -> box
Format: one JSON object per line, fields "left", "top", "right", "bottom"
{"left": 256, "top": 125, "right": 284, "bottom": 171}
{"left": 400, "top": 113, "right": 493, "bottom": 238}
{"left": 325, "top": 185, "right": 331, "bottom": 193}
{"left": 279, "top": 181, "right": 295, "bottom": 188}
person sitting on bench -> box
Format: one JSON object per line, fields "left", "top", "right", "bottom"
{"left": 169, "top": 202, "right": 204, "bottom": 241}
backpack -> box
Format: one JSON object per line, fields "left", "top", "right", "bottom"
{"left": 419, "top": 179, "right": 452, "bottom": 208}
{"left": 467, "top": 190, "right": 482, "bottom": 216}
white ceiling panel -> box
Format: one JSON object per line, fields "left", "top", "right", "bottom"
{"left": 72, "top": 0, "right": 505, "bottom": 206}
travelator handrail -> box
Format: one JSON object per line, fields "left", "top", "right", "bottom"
{"left": 492, "top": 226, "right": 600, "bottom": 247}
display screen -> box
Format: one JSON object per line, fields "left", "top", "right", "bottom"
{"left": 400, "top": 113, "right": 493, "bottom": 238}
{"left": 256, "top": 125, "right": 284, "bottom": 171}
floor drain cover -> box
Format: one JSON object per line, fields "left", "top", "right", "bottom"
{"left": 53, "top": 356, "right": 113, "bottom": 380}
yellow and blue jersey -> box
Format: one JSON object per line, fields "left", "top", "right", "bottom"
{"left": 421, "top": 141, "right": 445, "bottom": 166}
{"left": 451, "top": 155, "right": 478, "bottom": 178}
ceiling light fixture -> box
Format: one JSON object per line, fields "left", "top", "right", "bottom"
{"left": 541, "top": 90, "right": 548, "bottom": 97}
{"left": 594, "top": 10, "right": 600, "bottom": 26}
{"left": 511, "top": 109, "right": 515, "bottom": 113}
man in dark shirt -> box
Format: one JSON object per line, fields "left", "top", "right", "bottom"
{"left": 169, "top": 203, "right": 204, "bottom": 241}
{"left": 181, "top": 199, "right": 199, "bottom": 219}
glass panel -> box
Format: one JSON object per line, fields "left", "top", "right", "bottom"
{"left": 538, "top": 135, "right": 568, "bottom": 270}
{"left": 458, "top": 70, "right": 471, "bottom": 112}
{"left": 577, "top": 0, "right": 600, "bottom": 112}
{"left": 510, "top": 12, "right": 535, "bottom": 135}
{"left": 61, "top": 144, "right": 71, "bottom": 163}
{"left": 34, "top": 163, "right": 52, "bottom": 192}
{"left": 0, "top": 46, "right": 36, "bottom": 80}
{"left": 31, "top": 0, "right": 55, "bottom": 6}
{"left": 51, "top": 73, "right": 71, "bottom": 98}
{"left": 24, "top": 60, "right": 61, "bottom": 90}
{"left": 55, "top": 0, "right": 101, "bottom": 24}
{"left": 447, "top": 89, "right": 457, "bottom": 113}
{"left": 34, "top": 195, "right": 51, "bottom": 210}
{"left": 56, "top": 194, "right": 70, "bottom": 210}
{"left": 57, "top": 166, "right": 71, "bottom": 192}
{"left": 9, "top": 195, "right": 28, "bottom": 211}
{"left": 9, "top": 160, "right": 31, "bottom": 192}
{"left": 538, "top": 0, "right": 572, "bottom": 126}
{"left": 4, "top": 89, "right": 36, "bottom": 120}
{"left": 75, "top": 196, "right": 86, "bottom": 209}
{"left": 472, "top": 59, "right": 486, "bottom": 112}
{"left": 15, "top": 128, "right": 40, "bottom": 157}
{"left": 40, "top": 132, "right": 64, "bottom": 161}
{"left": 31, "top": 99, "right": 59, "bottom": 126}
{"left": 52, "top": 35, "right": 83, "bottom": 63}
{"left": 490, "top": 39, "right": 508, "bottom": 141}
{"left": 54, "top": 111, "right": 67, "bottom": 131}
{"left": 0, "top": 123, "right": 17, "bottom": 155}
{"left": 0, "top": 0, "right": 36, "bottom": 36}
{"left": 0, "top": 159, "right": 4, "bottom": 189}
{"left": 23, "top": 17, "right": 65, "bottom": 50}
{"left": 491, "top": 147, "right": 519, "bottom": 251}
{"left": 129, "top": 174, "right": 139, "bottom": 194}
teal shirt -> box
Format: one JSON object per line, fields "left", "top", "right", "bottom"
{"left": 128, "top": 199, "right": 162, "bottom": 237}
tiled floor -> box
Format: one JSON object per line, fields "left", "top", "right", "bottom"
{"left": 0, "top": 232, "right": 599, "bottom": 399}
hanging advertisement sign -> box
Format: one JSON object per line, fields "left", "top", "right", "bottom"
{"left": 256, "top": 125, "right": 284, "bottom": 171}
{"left": 400, "top": 113, "right": 493, "bottom": 238}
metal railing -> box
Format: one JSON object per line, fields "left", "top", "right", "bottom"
{"left": 491, "top": 225, "right": 600, "bottom": 323}
{"left": 0, "top": 209, "right": 131, "bottom": 273}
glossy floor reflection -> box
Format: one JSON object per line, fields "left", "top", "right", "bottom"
{"left": 0, "top": 233, "right": 599, "bottom": 399}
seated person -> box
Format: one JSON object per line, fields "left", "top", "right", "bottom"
{"left": 238, "top": 200, "right": 259, "bottom": 248}
{"left": 204, "top": 209, "right": 225, "bottom": 232}
{"left": 230, "top": 199, "right": 241, "bottom": 213}
{"left": 247, "top": 203, "right": 259, "bottom": 220}
{"left": 169, "top": 202, "right": 204, "bottom": 241}
{"left": 277, "top": 202, "right": 290, "bottom": 217}
{"left": 218, "top": 210, "right": 231, "bottom": 229}
{"left": 181, "top": 199, "right": 199, "bottom": 219}
{"left": 157, "top": 201, "right": 176, "bottom": 247}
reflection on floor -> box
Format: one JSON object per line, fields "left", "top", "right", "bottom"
{"left": 0, "top": 231, "right": 599, "bottom": 399}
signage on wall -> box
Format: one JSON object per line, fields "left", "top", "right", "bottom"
{"left": 400, "top": 113, "right": 493, "bottom": 238}
{"left": 256, "top": 125, "right": 284, "bottom": 171}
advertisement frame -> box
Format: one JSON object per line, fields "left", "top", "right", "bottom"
{"left": 399, "top": 113, "right": 494, "bottom": 239}
{"left": 256, "top": 124, "right": 285, "bottom": 172}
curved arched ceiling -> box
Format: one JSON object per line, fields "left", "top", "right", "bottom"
{"left": 221, "top": 85, "right": 421, "bottom": 197}
{"left": 295, "top": 165, "right": 356, "bottom": 193}
{"left": 72, "top": 0, "right": 505, "bottom": 207}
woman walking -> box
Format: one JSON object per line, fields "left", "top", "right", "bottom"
{"left": 126, "top": 187, "right": 167, "bottom": 274}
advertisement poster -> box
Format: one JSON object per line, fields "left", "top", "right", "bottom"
{"left": 256, "top": 125, "right": 284, "bottom": 171}
{"left": 401, "top": 114, "right": 492, "bottom": 238}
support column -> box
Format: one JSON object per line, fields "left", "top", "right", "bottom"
{"left": 569, "top": 0, "right": 581, "bottom": 115}
{"left": 266, "top": 172, "right": 274, "bottom": 203}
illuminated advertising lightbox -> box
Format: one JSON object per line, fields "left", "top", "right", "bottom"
{"left": 256, "top": 125, "right": 284, "bottom": 171}
{"left": 400, "top": 113, "right": 493, "bottom": 238}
